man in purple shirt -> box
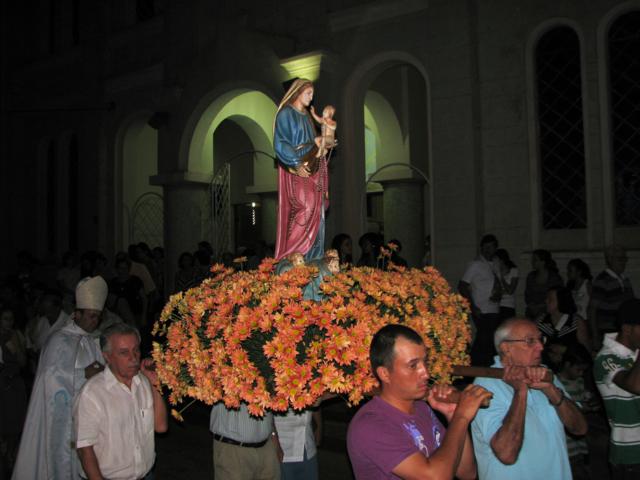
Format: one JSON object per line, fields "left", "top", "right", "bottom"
{"left": 347, "top": 324, "right": 491, "bottom": 479}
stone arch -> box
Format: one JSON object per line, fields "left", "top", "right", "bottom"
{"left": 342, "top": 51, "right": 433, "bottom": 266}
{"left": 364, "top": 90, "right": 407, "bottom": 178}
{"left": 181, "top": 87, "right": 279, "bottom": 253}
{"left": 214, "top": 113, "right": 275, "bottom": 191}
{"left": 114, "top": 111, "right": 160, "bottom": 249}
{"left": 183, "top": 87, "right": 278, "bottom": 176}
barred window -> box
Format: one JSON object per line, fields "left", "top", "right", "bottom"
{"left": 609, "top": 12, "right": 640, "bottom": 226}
{"left": 535, "top": 26, "right": 587, "bottom": 229}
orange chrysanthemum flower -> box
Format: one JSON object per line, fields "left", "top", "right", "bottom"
{"left": 152, "top": 259, "right": 471, "bottom": 416}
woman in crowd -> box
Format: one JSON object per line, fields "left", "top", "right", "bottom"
{"left": 174, "top": 252, "right": 197, "bottom": 293}
{"left": 356, "top": 233, "right": 382, "bottom": 268}
{"left": 495, "top": 248, "right": 518, "bottom": 320}
{"left": 387, "top": 239, "right": 408, "bottom": 268}
{"left": 566, "top": 258, "right": 592, "bottom": 324}
{"left": 524, "top": 249, "right": 563, "bottom": 319}
{"left": 537, "top": 286, "right": 591, "bottom": 352}
{"left": 330, "top": 234, "right": 353, "bottom": 265}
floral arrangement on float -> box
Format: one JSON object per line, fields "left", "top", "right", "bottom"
{"left": 152, "top": 250, "right": 472, "bottom": 418}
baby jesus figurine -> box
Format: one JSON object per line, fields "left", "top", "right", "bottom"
{"left": 324, "top": 249, "right": 340, "bottom": 274}
{"left": 310, "top": 105, "right": 337, "bottom": 158}
{"left": 275, "top": 252, "right": 306, "bottom": 275}
{"left": 289, "top": 252, "right": 305, "bottom": 267}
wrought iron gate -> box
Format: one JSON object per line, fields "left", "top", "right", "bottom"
{"left": 210, "top": 163, "right": 231, "bottom": 258}
{"left": 208, "top": 150, "right": 276, "bottom": 257}
{"left": 130, "top": 192, "right": 164, "bottom": 247}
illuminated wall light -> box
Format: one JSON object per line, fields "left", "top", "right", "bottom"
{"left": 280, "top": 51, "right": 324, "bottom": 82}
{"left": 251, "top": 202, "right": 257, "bottom": 226}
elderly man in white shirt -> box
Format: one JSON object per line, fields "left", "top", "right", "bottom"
{"left": 73, "top": 323, "right": 168, "bottom": 480}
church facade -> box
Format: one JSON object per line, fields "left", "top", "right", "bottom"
{"left": 1, "top": 0, "right": 638, "bottom": 293}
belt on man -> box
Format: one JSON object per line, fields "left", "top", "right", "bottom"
{"left": 213, "top": 433, "right": 269, "bottom": 448}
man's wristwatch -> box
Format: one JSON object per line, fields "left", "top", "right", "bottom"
{"left": 549, "top": 390, "right": 565, "bottom": 407}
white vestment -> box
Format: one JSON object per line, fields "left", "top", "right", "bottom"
{"left": 12, "top": 321, "right": 103, "bottom": 480}
{"left": 27, "top": 310, "right": 71, "bottom": 352}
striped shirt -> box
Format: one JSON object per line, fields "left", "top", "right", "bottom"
{"left": 594, "top": 333, "right": 640, "bottom": 465}
{"left": 591, "top": 270, "right": 634, "bottom": 332}
{"left": 537, "top": 313, "right": 578, "bottom": 344}
{"left": 209, "top": 403, "right": 274, "bottom": 443}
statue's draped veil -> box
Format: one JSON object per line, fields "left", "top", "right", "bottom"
{"left": 273, "top": 78, "right": 313, "bottom": 135}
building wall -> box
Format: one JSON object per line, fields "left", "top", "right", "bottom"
{"left": 2, "top": 0, "right": 639, "bottom": 301}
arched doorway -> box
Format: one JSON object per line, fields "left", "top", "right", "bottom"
{"left": 186, "top": 89, "right": 278, "bottom": 258}
{"left": 343, "top": 54, "right": 432, "bottom": 266}
{"left": 116, "top": 115, "right": 161, "bottom": 249}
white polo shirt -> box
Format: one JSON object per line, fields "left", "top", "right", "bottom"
{"left": 461, "top": 256, "right": 500, "bottom": 314}
{"left": 73, "top": 367, "right": 155, "bottom": 479}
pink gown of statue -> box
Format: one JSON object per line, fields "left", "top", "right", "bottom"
{"left": 273, "top": 105, "right": 328, "bottom": 261}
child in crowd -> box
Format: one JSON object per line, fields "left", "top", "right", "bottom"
{"left": 543, "top": 339, "right": 568, "bottom": 373}
{"left": 557, "top": 344, "right": 599, "bottom": 480}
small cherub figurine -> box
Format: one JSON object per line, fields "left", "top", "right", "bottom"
{"left": 310, "top": 105, "right": 337, "bottom": 158}
{"left": 324, "top": 249, "right": 340, "bottom": 274}
{"left": 289, "top": 252, "right": 305, "bottom": 267}
{"left": 275, "top": 252, "right": 305, "bottom": 275}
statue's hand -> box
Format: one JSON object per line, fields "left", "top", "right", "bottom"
{"left": 296, "top": 163, "right": 311, "bottom": 178}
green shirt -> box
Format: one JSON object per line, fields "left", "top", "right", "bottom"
{"left": 594, "top": 333, "right": 640, "bottom": 465}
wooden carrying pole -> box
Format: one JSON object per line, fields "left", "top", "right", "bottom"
{"left": 437, "top": 365, "right": 553, "bottom": 406}
{"left": 451, "top": 365, "right": 553, "bottom": 383}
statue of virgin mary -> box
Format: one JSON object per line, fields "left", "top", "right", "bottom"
{"left": 273, "top": 79, "right": 329, "bottom": 261}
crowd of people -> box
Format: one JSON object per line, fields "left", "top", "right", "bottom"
{"left": 459, "top": 235, "right": 635, "bottom": 361}
{"left": 0, "top": 272, "right": 167, "bottom": 480}
{"left": 0, "top": 242, "right": 173, "bottom": 479}
{"left": 457, "top": 234, "right": 637, "bottom": 480}
{"left": 0, "top": 233, "right": 389, "bottom": 479}
{"left": 0, "top": 234, "right": 637, "bottom": 479}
